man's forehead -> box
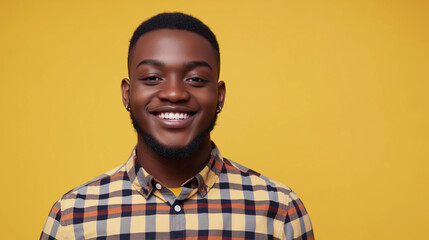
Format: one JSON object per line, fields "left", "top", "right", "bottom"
{"left": 133, "top": 29, "right": 215, "bottom": 54}
{"left": 129, "top": 29, "right": 219, "bottom": 73}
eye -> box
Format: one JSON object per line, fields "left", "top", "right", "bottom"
{"left": 144, "top": 76, "right": 162, "bottom": 81}
{"left": 140, "top": 75, "right": 163, "bottom": 85}
{"left": 186, "top": 77, "right": 207, "bottom": 87}
{"left": 188, "top": 77, "right": 205, "bottom": 82}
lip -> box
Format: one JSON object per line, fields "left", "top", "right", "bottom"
{"left": 149, "top": 106, "right": 197, "bottom": 129}
{"left": 153, "top": 114, "right": 195, "bottom": 128}
{"left": 150, "top": 105, "right": 197, "bottom": 113}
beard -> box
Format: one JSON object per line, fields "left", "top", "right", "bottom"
{"left": 130, "top": 111, "right": 217, "bottom": 160}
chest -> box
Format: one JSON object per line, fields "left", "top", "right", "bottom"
{"left": 63, "top": 198, "right": 284, "bottom": 240}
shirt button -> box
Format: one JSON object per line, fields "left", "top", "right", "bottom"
{"left": 155, "top": 183, "right": 162, "bottom": 190}
{"left": 174, "top": 205, "right": 181, "bottom": 212}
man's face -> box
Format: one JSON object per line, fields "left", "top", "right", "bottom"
{"left": 122, "top": 29, "right": 225, "bottom": 152}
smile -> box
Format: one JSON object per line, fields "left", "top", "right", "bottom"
{"left": 157, "top": 112, "right": 191, "bottom": 120}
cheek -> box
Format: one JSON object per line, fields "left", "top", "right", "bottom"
{"left": 197, "top": 91, "right": 218, "bottom": 113}
{"left": 129, "top": 84, "right": 155, "bottom": 105}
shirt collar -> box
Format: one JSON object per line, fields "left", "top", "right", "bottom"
{"left": 126, "top": 143, "right": 224, "bottom": 200}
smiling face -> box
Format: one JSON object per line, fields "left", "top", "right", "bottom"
{"left": 122, "top": 29, "right": 225, "bottom": 155}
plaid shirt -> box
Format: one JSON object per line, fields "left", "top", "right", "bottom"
{"left": 41, "top": 145, "right": 314, "bottom": 240}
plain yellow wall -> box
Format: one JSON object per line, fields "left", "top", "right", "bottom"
{"left": 1, "top": 0, "right": 428, "bottom": 239}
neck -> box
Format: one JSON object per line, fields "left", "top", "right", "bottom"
{"left": 136, "top": 135, "right": 212, "bottom": 188}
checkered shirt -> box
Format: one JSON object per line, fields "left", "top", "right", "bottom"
{"left": 41, "top": 145, "right": 314, "bottom": 239}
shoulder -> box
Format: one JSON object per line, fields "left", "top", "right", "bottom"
{"left": 219, "top": 158, "right": 311, "bottom": 228}
{"left": 59, "top": 163, "right": 127, "bottom": 203}
{"left": 40, "top": 163, "right": 129, "bottom": 238}
{"left": 221, "top": 158, "right": 297, "bottom": 205}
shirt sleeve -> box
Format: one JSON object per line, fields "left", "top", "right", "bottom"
{"left": 40, "top": 200, "right": 63, "bottom": 240}
{"left": 283, "top": 191, "right": 314, "bottom": 240}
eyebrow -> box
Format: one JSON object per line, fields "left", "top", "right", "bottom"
{"left": 136, "top": 59, "right": 164, "bottom": 68}
{"left": 184, "top": 61, "right": 213, "bottom": 71}
{"left": 136, "top": 59, "right": 213, "bottom": 71}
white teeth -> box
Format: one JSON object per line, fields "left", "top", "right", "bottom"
{"left": 157, "top": 112, "right": 190, "bottom": 120}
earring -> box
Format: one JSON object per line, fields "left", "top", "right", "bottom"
{"left": 125, "top": 103, "right": 131, "bottom": 111}
{"left": 216, "top": 105, "right": 222, "bottom": 113}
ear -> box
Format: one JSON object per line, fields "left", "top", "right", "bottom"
{"left": 121, "top": 78, "right": 131, "bottom": 108}
{"left": 217, "top": 80, "right": 226, "bottom": 111}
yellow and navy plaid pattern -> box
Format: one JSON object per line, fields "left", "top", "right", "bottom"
{"left": 41, "top": 144, "right": 314, "bottom": 239}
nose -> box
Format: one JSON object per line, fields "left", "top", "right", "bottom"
{"left": 157, "top": 78, "right": 190, "bottom": 103}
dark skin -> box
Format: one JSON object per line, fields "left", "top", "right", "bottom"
{"left": 121, "top": 29, "right": 226, "bottom": 188}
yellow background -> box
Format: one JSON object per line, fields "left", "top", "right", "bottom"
{"left": 1, "top": 0, "right": 428, "bottom": 239}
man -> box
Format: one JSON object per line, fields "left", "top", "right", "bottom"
{"left": 41, "top": 12, "right": 314, "bottom": 240}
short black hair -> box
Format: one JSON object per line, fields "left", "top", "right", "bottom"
{"left": 128, "top": 12, "right": 220, "bottom": 68}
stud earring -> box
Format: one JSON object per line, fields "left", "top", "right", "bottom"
{"left": 216, "top": 105, "right": 222, "bottom": 113}
{"left": 125, "top": 103, "right": 131, "bottom": 111}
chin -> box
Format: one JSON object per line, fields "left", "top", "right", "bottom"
{"left": 142, "top": 133, "right": 206, "bottom": 160}
{"left": 130, "top": 110, "right": 217, "bottom": 160}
